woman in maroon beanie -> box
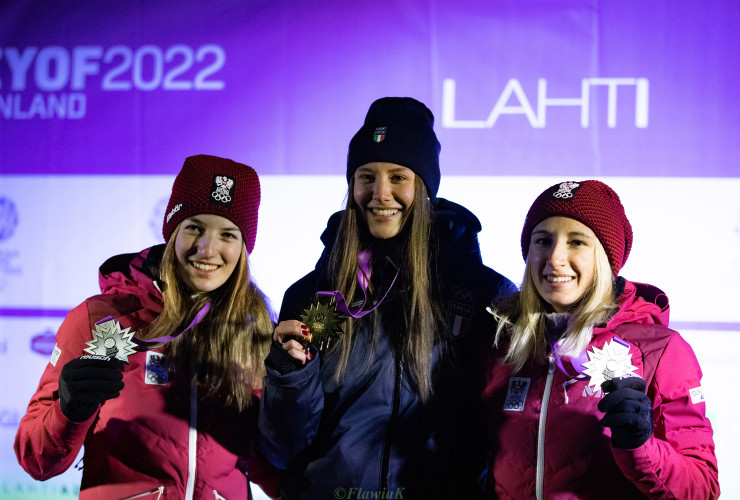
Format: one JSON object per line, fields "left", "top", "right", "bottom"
{"left": 484, "top": 180, "right": 719, "bottom": 499}
{"left": 15, "top": 155, "right": 279, "bottom": 499}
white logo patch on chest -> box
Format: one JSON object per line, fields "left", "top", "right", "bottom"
{"left": 145, "top": 351, "right": 169, "bottom": 385}
{"left": 503, "top": 377, "right": 531, "bottom": 411}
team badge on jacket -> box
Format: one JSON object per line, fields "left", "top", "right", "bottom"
{"left": 446, "top": 285, "right": 474, "bottom": 337}
{"left": 145, "top": 351, "right": 169, "bottom": 385}
{"left": 503, "top": 377, "right": 531, "bottom": 411}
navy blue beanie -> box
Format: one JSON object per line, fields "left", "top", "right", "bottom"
{"left": 347, "top": 97, "right": 441, "bottom": 199}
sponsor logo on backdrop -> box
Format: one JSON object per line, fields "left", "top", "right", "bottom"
{"left": 0, "top": 408, "right": 21, "bottom": 427}
{"left": 0, "top": 44, "right": 225, "bottom": 119}
{"left": 442, "top": 77, "right": 649, "bottom": 129}
{"left": 31, "top": 329, "right": 57, "bottom": 356}
{"left": 0, "top": 197, "right": 21, "bottom": 292}
{"left": 0, "top": 197, "right": 18, "bottom": 241}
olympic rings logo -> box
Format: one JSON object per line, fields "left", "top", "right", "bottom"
{"left": 505, "top": 399, "right": 524, "bottom": 410}
{"left": 211, "top": 190, "right": 232, "bottom": 203}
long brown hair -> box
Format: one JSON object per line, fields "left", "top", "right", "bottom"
{"left": 329, "top": 177, "right": 442, "bottom": 401}
{"left": 140, "top": 225, "right": 274, "bottom": 410}
{"left": 490, "top": 239, "right": 616, "bottom": 371}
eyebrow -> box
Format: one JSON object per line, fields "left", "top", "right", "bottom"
{"left": 356, "top": 166, "right": 413, "bottom": 174}
{"left": 186, "top": 217, "right": 239, "bottom": 232}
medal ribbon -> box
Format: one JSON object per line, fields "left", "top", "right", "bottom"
{"left": 133, "top": 302, "right": 212, "bottom": 347}
{"left": 317, "top": 250, "right": 400, "bottom": 319}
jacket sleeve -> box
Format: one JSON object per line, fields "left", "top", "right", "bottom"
{"left": 611, "top": 333, "right": 720, "bottom": 499}
{"left": 242, "top": 435, "right": 282, "bottom": 499}
{"left": 14, "top": 301, "right": 98, "bottom": 480}
{"left": 258, "top": 355, "right": 324, "bottom": 469}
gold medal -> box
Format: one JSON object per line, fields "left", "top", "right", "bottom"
{"left": 84, "top": 317, "right": 139, "bottom": 364}
{"left": 300, "top": 296, "right": 345, "bottom": 351}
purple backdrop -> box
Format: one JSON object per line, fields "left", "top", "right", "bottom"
{"left": 2, "top": 0, "right": 738, "bottom": 177}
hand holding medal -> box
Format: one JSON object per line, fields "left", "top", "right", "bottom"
{"left": 274, "top": 320, "right": 315, "bottom": 364}
{"left": 58, "top": 316, "right": 138, "bottom": 422}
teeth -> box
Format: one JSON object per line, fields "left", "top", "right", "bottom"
{"left": 372, "top": 208, "right": 399, "bottom": 216}
{"left": 547, "top": 276, "right": 573, "bottom": 283}
{"left": 192, "top": 262, "right": 218, "bottom": 271}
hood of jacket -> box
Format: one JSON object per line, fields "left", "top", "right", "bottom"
{"left": 605, "top": 278, "right": 670, "bottom": 330}
{"left": 98, "top": 244, "right": 165, "bottom": 316}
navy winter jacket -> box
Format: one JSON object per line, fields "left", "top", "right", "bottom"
{"left": 259, "top": 199, "right": 516, "bottom": 499}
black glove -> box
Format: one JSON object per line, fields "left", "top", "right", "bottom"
{"left": 58, "top": 355, "right": 124, "bottom": 422}
{"left": 598, "top": 375, "right": 653, "bottom": 449}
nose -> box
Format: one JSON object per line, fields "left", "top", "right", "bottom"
{"left": 196, "top": 233, "right": 217, "bottom": 257}
{"left": 548, "top": 242, "right": 567, "bottom": 267}
{"left": 372, "top": 177, "right": 392, "bottom": 201}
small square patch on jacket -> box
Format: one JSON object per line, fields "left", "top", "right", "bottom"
{"left": 690, "top": 386, "right": 705, "bottom": 404}
{"left": 50, "top": 344, "right": 61, "bottom": 367}
{"left": 145, "top": 352, "right": 169, "bottom": 385}
{"left": 504, "top": 377, "right": 530, "bottom": 411}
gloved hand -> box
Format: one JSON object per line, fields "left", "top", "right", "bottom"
{"left": 598, "top": 375, "right": 653, "bottom": 449}
{"left": 265, "top": 340, "right": 304, "bottom": 374}
{"left": 58, "top": 355, "right": 124, "bottom": 422}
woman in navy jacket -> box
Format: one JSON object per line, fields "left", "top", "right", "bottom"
{"left": 259, "top": 97, "right": 516, "bottom": 499}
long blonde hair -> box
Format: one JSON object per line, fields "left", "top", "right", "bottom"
{"left": 140, "top": 225, "right": 274, "bottom": 410}
{"left": 491, "top": 239, "right": 616, "bottom": 371}
{"left": 329, "top": 177, "right": 442, "bottom": 401}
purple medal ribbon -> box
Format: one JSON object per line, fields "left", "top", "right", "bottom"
{"left": 317, "top": 250, "right": 400, "bottom": 319}
{"left": 133, "top": 302, "right": 212, "bottom": 348}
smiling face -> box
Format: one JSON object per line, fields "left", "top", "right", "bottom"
{"left": 352, "top": 162, "right": 416, "bottom": 239}
{"left": 528, "top": 216, "right": 598, "bottom": 313}
{"left": 174, "top": 214, "right": 244, "bottom": 293}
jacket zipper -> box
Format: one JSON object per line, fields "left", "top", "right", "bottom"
{"left": 536, "top": 355, "right": 556, "bottom": 500}
{"left": 380, "top": 352, "right": 403, "bottom": 491}
{"left": 185, "top": 371, "right": 198, "bottom": 500}
{"left": 121, "top": 486, "right": 164, "bottom": 500}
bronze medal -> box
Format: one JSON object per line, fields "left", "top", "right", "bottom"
{"left": 300, "top": 296, "right": 345, "bottom": 352}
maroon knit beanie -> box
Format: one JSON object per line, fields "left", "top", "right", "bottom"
{"left": 521, "top": 180, "right": 632, "bottom": 277}
{"left": 162, "top": 155, "right": 260, "bottom": 254}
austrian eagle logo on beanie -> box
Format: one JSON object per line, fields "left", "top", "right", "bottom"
{"left": 211, "top": 175, "right": 235, "bottom": 207}
{"left": 551, "top": 182, "right": 581, "bottom": 200}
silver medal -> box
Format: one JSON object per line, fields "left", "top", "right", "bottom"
{"left": 84, "top": 317, "right": 138, "bottom": 364}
